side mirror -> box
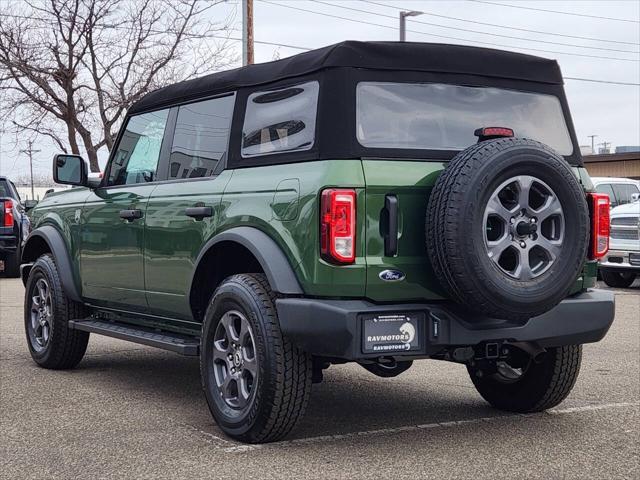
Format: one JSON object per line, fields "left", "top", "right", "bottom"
{"left": 631, "top": 193, "right": 640, "bottom": 202}
{"left": 24, "top": 199, "right": 38, "bottom": 211}
{"left": 53, "top": 154, "right": 87, "bottom": 186}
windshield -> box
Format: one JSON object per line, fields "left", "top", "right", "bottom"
{"left": 356, "top": 82, "right": 573, "bottom": 156}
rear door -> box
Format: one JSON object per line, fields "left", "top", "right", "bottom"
{"left": 144, "top": 94, "right": 235, "bottom": 320}
{"left": 80, "top": 108, "right": 170, "bottom": 310}
{"left": 356, "top": 81, "right": 575, "bottom": 303}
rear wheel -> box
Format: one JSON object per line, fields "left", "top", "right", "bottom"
{"left": 200, "top": 274, "right": 312, "bottom": 443}
{"left": 468, "top": 345, "right": 582, "bottom": 412}
{"left": 601, "top": 270, "right": 636, "bottom": 288}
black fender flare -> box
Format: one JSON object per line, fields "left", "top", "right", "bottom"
{"left": 191, "top": 226, "right": 304, "bottom": 295}
{"left": 20, "top": 225, "right": 82, "bottom": 302}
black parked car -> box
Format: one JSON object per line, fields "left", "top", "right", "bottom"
{"left": 0, "top": 177, "right": 34, "bottom": 277}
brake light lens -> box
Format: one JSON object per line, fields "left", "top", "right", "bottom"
{"left": 474, "top": 127, "right": 514, "bottom": 140}
{"left": 588, "top": 193, "right": 610, "bottom": 259}
{"left": 3, "top": 200, "right": 14, "bottom": 227}
{"left": 320, "top": 189, "right": 356, "bottom": 264}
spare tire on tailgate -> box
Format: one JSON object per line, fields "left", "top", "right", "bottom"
{"left": 426, "top": 138, "right": 589, "bottom": 321}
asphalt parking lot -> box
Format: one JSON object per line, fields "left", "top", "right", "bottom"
{"left": 1, "top": 277, "right": 638, "bottom": 479}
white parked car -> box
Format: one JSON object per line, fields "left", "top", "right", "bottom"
{"left": 592, "top": 177, "right": 640, "bottom": 208}
{"left": 599, "top": 199, "right": 640, "bottom": 288}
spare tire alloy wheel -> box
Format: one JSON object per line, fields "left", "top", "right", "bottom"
{"left": 484, "top": 175, "right": 564, "bottom": 280}
{"left": 427, "top": 138, "right": 589, "bottom": 321}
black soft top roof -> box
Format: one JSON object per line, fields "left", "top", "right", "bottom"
{"left": 129, "top": 41, "right": 563, "bottom": 114}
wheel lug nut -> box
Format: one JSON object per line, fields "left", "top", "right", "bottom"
{"left": 520, "top": 241, "right": 526, "bottom": 248}
{"left": 510, "top": 217, "right": 515, "bottom": 224}
{"left": 530, "top": 217, "right": 536, "bottom": 223}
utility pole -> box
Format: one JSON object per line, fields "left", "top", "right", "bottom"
{"left": 598, "top": 141, "right": 611, "bottom": 154}
{"left": 242, "top": 0, "right": 254, "bottom": 65}
{"left": 399, "top": 10, "right": 423, "bottom": 41}
{"left": 19, "top": 140, "right": 41, "bottom": 200}
{"left": 587, "top": 134, "right": 598, "bottom": 154}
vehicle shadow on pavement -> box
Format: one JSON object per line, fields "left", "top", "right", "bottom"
{"left": 74, "top": 348, "right": 499, "bottom": 441}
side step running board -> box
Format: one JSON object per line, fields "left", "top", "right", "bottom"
{"left": 69, "top": 319, "right": 200, "bottom": 356}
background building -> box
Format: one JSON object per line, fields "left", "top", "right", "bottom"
{"left": 583, "top": 146, "right": 640, "bottom": 180}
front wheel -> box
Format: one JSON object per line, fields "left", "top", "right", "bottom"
{"left": 200, "top": 274, "right": 312, "bottom": 443}
{"left": 24, "top": 254, "right": 90, "bottom": 369}
{"left": 601, "top": 270, "right": 636, "bottom": 288}
{"left": 468, "top": 345, "right": 582, "bottom": 412}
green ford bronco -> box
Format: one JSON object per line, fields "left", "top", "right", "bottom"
{"left": 21, "top": 42, "right": 615, "bottom": 443}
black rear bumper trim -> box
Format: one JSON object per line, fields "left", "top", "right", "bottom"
{"left": 276, "top": 290, "right": 615, "bottom": 360}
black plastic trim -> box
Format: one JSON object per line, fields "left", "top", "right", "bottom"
{"left": 276, "top": 289, "right": 615, "bottom": 360}
{"left": 191, "top": 226, "right": 304, "bottom": 295}
{"left": 21, "top": 226, "right": 81, "bottom": 302}
{"left": 69, "top": 319, "right": 200, "bottom": 355}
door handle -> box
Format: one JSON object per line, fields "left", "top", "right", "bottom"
{"left": 383, "top": 195, "right": 399, "bottom": 257}
{"left": 119, "top": 209, "right": 143, "bottom": 221}
{"left": 184, "top": 206, "right": 213, "bottom": 221}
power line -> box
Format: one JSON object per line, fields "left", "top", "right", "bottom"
{"left": 469, "top": 0, "right": 640, "bottom": 24}
{"left": 312, "top": 0, "right": 639, "bottom": 54}
{"left": 259, "top": 0, "right": 639, "bottom": 62}
{"left": 360, "top": 0, "right": 639, "bottom": 46}
{"left": 0, "top": 12, "right": 310, "bottom": 51}
{"left": 2, "top": 11, "right": 637, "bottom": 86}
{"left": 563, "top": 77, "right": 640, "bottom": 86}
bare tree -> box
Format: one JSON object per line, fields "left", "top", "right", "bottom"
{"left": 13, "top": 172, "right": 56, "bottom": 187}
{"left": 0, "top": 0, "right": 236, "bottom": 172}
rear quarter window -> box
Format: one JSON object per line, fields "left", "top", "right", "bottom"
{"left": 241, "top": 81, "right": 319, "bottom": 158}
{"left": 611, "top": 183, "right": 640, "bottom": 206}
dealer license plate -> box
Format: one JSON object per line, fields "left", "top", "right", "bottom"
{"left": 362, "top": 313, "right": 423, "bottom": 354}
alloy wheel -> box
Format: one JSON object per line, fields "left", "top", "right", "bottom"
{"left": 484, "top": 175, "right": 564, "bottom": 280}
{"left": 212, "top": 310, "right": 258, "bottom": 409}
{"left": 28, "top": 278, "right": 52, "bottom": 351}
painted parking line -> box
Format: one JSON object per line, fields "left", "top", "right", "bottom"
{"left": 216, "top": 401, "right": 640, "bottom": 453}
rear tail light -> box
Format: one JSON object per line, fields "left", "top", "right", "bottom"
{"left": 588, "top": 193, "right": 610, "bottom": 259}
{"left": 3, "top": 200, "right": 14, "bottom": 228}
{"left": 320, "top": 189, "right": 356, "bottom": 264}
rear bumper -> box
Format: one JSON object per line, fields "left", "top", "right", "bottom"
{"left": 276, "top": 290, "right": 615, "bottom": 360}
{"left": 599, "top": 249, "right": 640, "bottom": 272}
{"left": 0, "top": 234, "right": 18, "bottom": 253}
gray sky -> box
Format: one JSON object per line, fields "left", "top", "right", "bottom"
{"left": 1, "top": 0, "right": 639, "bottom": 178}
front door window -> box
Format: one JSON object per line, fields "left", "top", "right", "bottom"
{"left": 108, "top": 110, "right": 169, "bottom": 186}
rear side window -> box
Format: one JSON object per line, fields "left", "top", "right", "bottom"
{"left": 169, "top": 95, "right": 234, "bottom": 179}
{"left": 109, "top": 109, "right": 169, "bottom": 186}
{"left": 0, "top": 180, "right": 9, "bottom": 198}
{"left": 595, "top": 184, "right": 618, "bottom": 207}
{"left": 611, "top": 183, "right": 640, "bottom": 206}
{"left": 356, "top": 82, "right": 574, "bottom": 156}
{"left": 241, "top": 81, "right": 319, "bottom": 158}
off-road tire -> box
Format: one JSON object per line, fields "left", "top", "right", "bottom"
{"left": 24, "top": 254, "right": 90, "bottom": 369}
{"left": 200, "top": 273, "right": 312, "bottom": 443}
{"left": 601, "top": 270, "right": 636, "bottom": 288}
{"left": 426, "top": 138, "right": 590, "bottom": 321}
{"left": 468, "top": 345, "right": 582, "bottom": 412}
